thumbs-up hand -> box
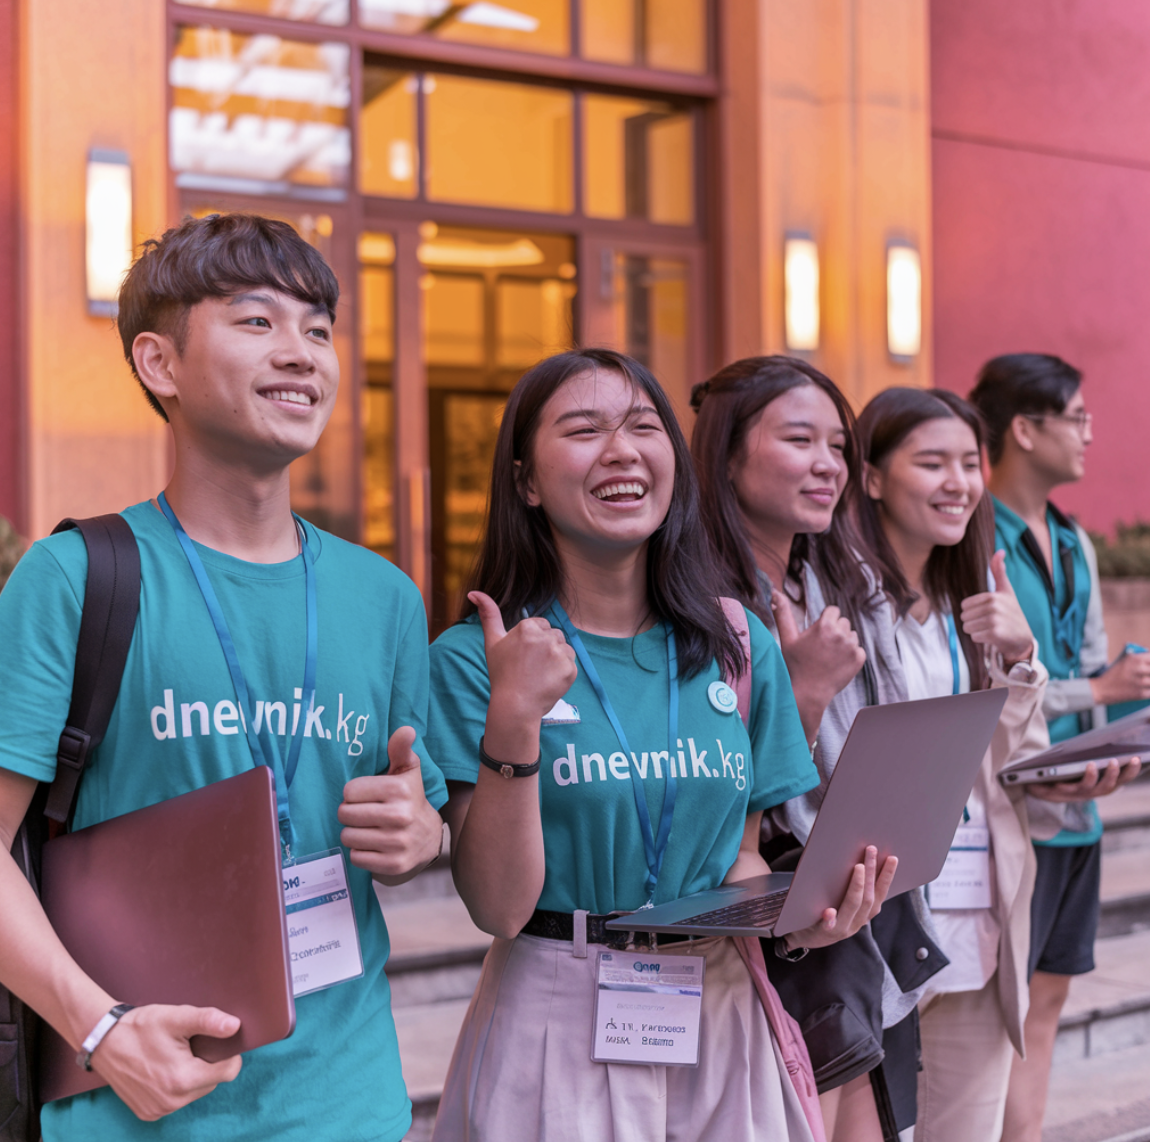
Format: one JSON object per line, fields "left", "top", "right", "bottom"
{"left": 772, "top": 591, "right": 866, "bottom": 740}
{"left": 472, "top": 592, "right": 577, "bottom": 726}
{"left": 338, "top": 725, "right": 445, "bottom": 881}
{"left": 958, "top": 550, "right": 1035, "bottom": 667}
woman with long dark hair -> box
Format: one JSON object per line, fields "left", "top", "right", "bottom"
{"left": 691, "top": 357, "right": 945, "bottom": 1142}
{"left": 856, "top": 387, "right": 1047, "bottom": 1142}
{"left": 425, "top": 349, "right": 895, "bottom": 1142}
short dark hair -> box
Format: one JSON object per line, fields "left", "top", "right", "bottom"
{"left": 856, "top": 387, "right": 995, "bottom": 690}
{"left": 461, "top": 348, "right": 743, "bottom": 681}
{"left": 689, "top": 355, "right": 878, "bottom": 635}
{"left": 117, "top": 213, "right": 340, "bottom": 420}
{"left": 968, "top": 353, "right": 1082, "bottom": 464}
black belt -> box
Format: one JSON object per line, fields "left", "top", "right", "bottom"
{"left": 521, "top": 908, "right": 656, "bottom": 950}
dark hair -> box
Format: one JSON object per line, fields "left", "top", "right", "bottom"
{"left": 856, "top": 387, "right": 995, "bottom": 689}
{"left": 117, "top": 213, "right": 340, "bottom": 421}
{"left": 690, "top": 355, "right": 876, "bottom": 632}
{"left": 968, "top": 353, "right": 1082, "bottom": 464}
{"left": 461, "top": 348, "right": 743, "bottom": 680}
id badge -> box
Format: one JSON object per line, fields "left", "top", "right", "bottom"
{"left": 591, "top": 951, "right": 705, "bottom": 1067}
{"left": 927, "top": 826, "right": 992, "bottom": 910}
{"left": 282, "top": 848, "right": 365, "bottom": 997}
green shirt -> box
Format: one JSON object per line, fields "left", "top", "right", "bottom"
{"left": 426, "top": 607, "right": 817, "bottom": 915}
{"left": 0, "top": 502, "right": 447, "bottom": 1142}
{"left": 992, "top": 495, "right": 1101, "bottom": 846}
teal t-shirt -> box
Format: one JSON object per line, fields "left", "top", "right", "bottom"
{"left": 0, "top": 502, "right": 447, "bottom": 1142}
{"left": 993, "top": 495, "right": 1100, "bottom": 846}
{"left": 426, "top": 607, "right": 817, "bottom": 915}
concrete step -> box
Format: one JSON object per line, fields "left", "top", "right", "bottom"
{"left": 1099, "top": 848, "right": 1150, "bottom": 938}
{"left": 395, "top": 997, "right": 473, "bottom": 1142}
{"left": 1056, "top": 929, "right": 1150, "bottom": 1064}
{"left": 1044, "top": 1038, "right": 1150, "bottom": 1142}
{"left": 379, "top": 891, "right": 491, "bottom": 1008}
{"left": 1101, "top": 781, "right": 1150, "bottom": 853}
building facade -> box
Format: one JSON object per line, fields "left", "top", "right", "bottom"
{"left": 0, "top": 0, "right": 938, "bottom": 627}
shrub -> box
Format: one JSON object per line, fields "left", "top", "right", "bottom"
{"left": 1090, "top": 522, "right": 1150, "bottom": 578}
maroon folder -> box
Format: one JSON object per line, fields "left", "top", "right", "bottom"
{"left": 38, "top": 765, "right": 295, "bottom": 1102}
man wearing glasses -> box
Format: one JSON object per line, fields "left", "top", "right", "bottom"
{"left": 970, "top": 353, "right": 1143, "bottom": 1142}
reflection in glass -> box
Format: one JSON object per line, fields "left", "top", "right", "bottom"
{"left": 426, "top": 75, "right": 572, "bottom": 213}
{"left": 360, "top": 232, "right": 396, "bottom": 561}
{"left": 358, "top": 0, "right": 568, "bottom": 56}
{"left": 612, "top": 254, "right": 688, "bottom": 404}
{"left": 583, "top": 96, "right": 693, "bottom": 225}
{"left": 360, "top": 66, "right": 418, "bottom": 198}
{"left": 421, "top": 225, "right": 575, "bottom": 630}
{"left": 177, "top": 0, "right": 349, "bottom": 23}
{"left": 581, "top": 0, "right": 707, "bottom": 74}
{"left": 170, "top": 27, "right": 350, "bottom": 194}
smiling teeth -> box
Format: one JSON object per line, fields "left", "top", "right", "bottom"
{"left": 593, "top": 482, "right": 647, "bottom": 500}
{"left": 935, "top": 505, "right": 964, "bottom": 515}
{"left": 265, "top": 390, "right": 313, "bottom": 406}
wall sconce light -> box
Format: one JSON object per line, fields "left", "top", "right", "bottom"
{"left": 86, "top": 150, "right": 133, "bottom": 317}
{"left": 886, "top": 242, "right": 922, "bottom": 360}
{"left": 784, "top": 234, "right": 820, "bottom": 352}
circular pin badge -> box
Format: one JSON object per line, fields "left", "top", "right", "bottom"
{"left": 708, "top": 681, "right": 738, "bottom": 715}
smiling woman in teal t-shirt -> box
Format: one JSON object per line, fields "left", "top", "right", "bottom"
{"left": 425, "top": 348, "right": 896, "bottom": 1142}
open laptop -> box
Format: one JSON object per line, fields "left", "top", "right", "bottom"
{"left": 607, "top": 687, "right": 1008, "bottom": 940}
{"left": 38, "top": 765, "right": 295, "bottom": 1102}
{"left": 999, "top": 702, "right": 1150, "bottom": 786}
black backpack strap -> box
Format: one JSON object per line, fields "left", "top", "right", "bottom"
{"left": 43, "top": 514, "right": 141, "bottom": 824}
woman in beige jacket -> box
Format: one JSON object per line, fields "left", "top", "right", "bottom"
{"left": 855, "top": 387, "right": 1048, "bottom": 1142}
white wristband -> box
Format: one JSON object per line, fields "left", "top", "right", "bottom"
{"left": 76, "top": 1003, "right": 135, "bottom": 1071}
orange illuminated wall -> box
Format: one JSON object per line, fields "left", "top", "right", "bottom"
{"left": 0, "top": 0, "right": 21, "bottom": 530}
{"left": 932, "top": 0, "right": 1150, "bottom": 532}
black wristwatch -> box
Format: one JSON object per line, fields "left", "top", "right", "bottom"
{"left": 773, "top": 937, "right": 809, "bottom": 962}
{"left": 479, "top": 736, "right": 542, "bottom": 779}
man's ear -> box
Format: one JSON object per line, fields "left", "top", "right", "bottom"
{"left": 133, "top": 331, "right": 181, "bottom": 412}
{"left": 863, "top": 460, "right": 883, "bottom": 501}
{"left": 1010, "top": 413, "right": 1036, "bottom": 453}
{"left": 514, "top": 459, "right": 541, "bottom": 508}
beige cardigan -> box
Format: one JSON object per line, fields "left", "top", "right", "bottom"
{"left": 980, "top": 654, "right": 1050, "bottom": 1056}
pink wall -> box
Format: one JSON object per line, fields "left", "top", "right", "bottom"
{"left": 930, "top": 0, "right": 1150, "bottom": 534}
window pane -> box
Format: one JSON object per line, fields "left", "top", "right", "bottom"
{"left": 613, "top": 254, "right": 688, "bottom": 400}
{"left": 170, "top": 27, "right": 350, "bottom": 194}
{"left": 176, "top": 0, "right": 349, "bottom": 23}
{"left": 426, "top": 74, "right": 572, "bottom": 213}
{"left": 360, "top": 66, "right": 418, "bottom": 198}
{"left": 581, "top": 0, "right": 707, "bottom": 74}
{"left": 584, "top": 96, "right": 693, "bottom": 225}
{"left": 424, "top": 274, "right": 486, "bottom": 365}
{"left": 358, "top": 0, "right": 569, "bottom": 57}
{"left": 497, "top": 278, "right": 575, "bottom": 367}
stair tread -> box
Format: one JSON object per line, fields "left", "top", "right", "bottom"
{"left": 1044, "top": 1039, "right": 1150, "bottom": 1141}
{"left": 394, "top": 997, "right": 473, "bottom": 1102}
{"left": 1101, "top": 849, "right": 1150, "bottom": 903}
{"left": 1099, "top": 780, "right": 1150, "bottom": 827}
{"left": 382, "top": 894, "right": 492, "bottom": 966}
{"left": 1062, "top": 929, "right": 1150, "bottom": 1023}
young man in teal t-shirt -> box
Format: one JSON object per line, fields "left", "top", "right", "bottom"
{"left": 0, "top": 215, "right": 448, "bottom": 1141}
{"left": 970, "top": 353, "right": 1142, "bottom": 1142}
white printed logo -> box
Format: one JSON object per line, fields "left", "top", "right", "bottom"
{"left": 551, "top": 737, "right": 746, "bottom": 791}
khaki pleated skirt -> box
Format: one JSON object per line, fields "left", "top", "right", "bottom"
{"left": 431, "top": 932, "right": 816, "bottom": 1142}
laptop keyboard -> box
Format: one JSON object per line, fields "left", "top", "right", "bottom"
{"left": 670, "top": 888, "right": 790, "bottom": 930}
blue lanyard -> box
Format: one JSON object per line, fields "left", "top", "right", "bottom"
{"left": 158, "top": 493, "right": 317, "bottom": 864}
{"left": 944, "top": 612, "right": 961, "bottom": 696}
{"left": 548, "top": 602, "right": 678, "bottom": 903}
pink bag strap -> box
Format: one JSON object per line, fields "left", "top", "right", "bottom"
{"left": 734, "top": 936, "right": 827, "bottom": 1142}
{"left": 719, "top": 597, "right": 752, "bottom": 727}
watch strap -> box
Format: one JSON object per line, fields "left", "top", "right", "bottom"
{"left": 77, "top": 1003, "right": 135, "bottom": 1071}
{"left": 479, "top": 736, "right": 541, "bottom": 779}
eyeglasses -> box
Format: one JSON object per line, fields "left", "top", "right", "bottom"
{"left": 1024, "top": 410, "right": 1092, "bottom": 434}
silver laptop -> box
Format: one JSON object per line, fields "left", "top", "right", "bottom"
{"left": 607, "top": 688, "right": 1008, "bottom": 939}
{"left": 999, "top": 702, "right": 1150, "bottom": 786}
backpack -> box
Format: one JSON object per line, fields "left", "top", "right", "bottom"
{"left": 717, "top": 597, "right": 827, "bottom": 1142}
{"left": 1, "top": 514, "right": 140, "bottom": 1142}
